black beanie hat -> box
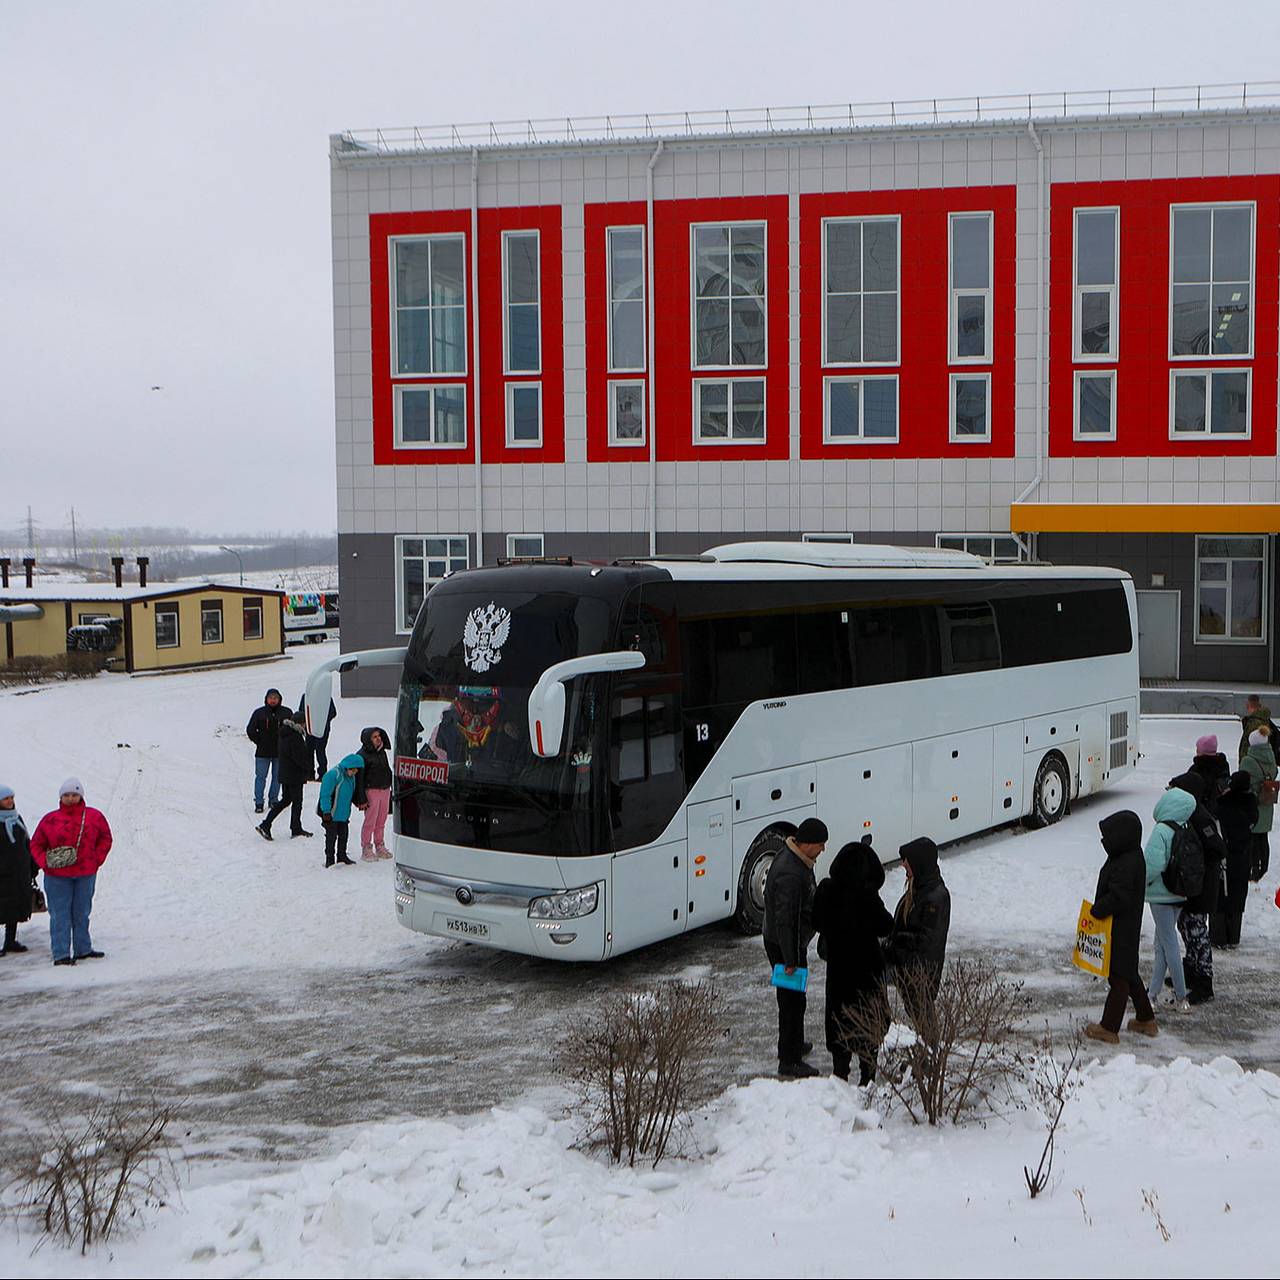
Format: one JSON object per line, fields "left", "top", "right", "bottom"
{"left": 795, "top": 817, "right": 829, "bottom": 844}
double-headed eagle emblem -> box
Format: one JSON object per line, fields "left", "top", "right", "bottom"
{"left": 463, "top": 602, "right": 511, "bottom": 673}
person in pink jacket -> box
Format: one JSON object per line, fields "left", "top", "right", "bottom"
{"left": 29, "top": 777, "right": 112, "bottom": 967}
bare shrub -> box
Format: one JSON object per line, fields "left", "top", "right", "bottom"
{"left": 1021, "top": 1030, "right": 1082, "bottom": 1198}
{"left": 7, "top": 1093, "right": 181, "bottom": 1253}
{"left": 0, "top": 654, "right": 105, "bottom": 687}
{"left": 840, "top": 959, "right": 1031, "bottom": 1126}
{"left": 554, "top": 981, "right": 724, "bottom": 1167}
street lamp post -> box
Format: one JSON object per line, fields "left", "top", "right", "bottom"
{"left": 219, "top": 545, "right": 244, "bottom": 586}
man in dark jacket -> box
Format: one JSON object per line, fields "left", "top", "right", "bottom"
{"left": 1239, "top": 694, "right": 1272, "bottom": 763}
{"left": 813, "top": 835, "right": 894, "bottom": 1085}
{"left": 1213, "top": 770, "right": 1259, "bottom": 948}
{"left": 762, "top": 817, "right": 828, "bottom": 1079}
{"left": 884, "top": 837, "right": 951, "bottom": 1046}
{"left": 1168, "top": 771, "right": 1226, "bottom": 1004}
{"left": 257, "top": 711, "right": 314, "bottom": 841}
{"left": 246, "top": 688, "right": 286, "bottom": 814}
{"left": 1085, "top": 809, "right": 1157, "bottom": 1042}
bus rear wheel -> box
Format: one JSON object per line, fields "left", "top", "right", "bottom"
{"left": 733, "top": 827, "right": 790, "bottom": 935}
{"left": 1026, "top": 753, "right": 1070, "bottom": 828}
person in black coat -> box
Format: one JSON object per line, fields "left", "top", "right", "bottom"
{"left": 884, "top": 837, "right": 951, "bottom": 1046}
{"left": 1084, "top": 809, "right": 1157, "bottom": 1043}
{"left": 299, "top": 694, "right": 337, "bottom": 776}
{"left": 1213, "top": 771, "right": 1259, "bottom": 948}
{"left": 246, "top": 688, "right": 286, "bottom": 813}
{"left": 0, "top": 784, "right": 38, "bottom": 955}
{"left": 1188, "top": 733, "right": 1231, "bottom": 818}
{"left": 1167, "top": 771, "right": 1226, "bottom": 1003}
{"left": 813, "top": 835, "right": 894, "bottom": 1085}
{"left": 256, "top": 711, "right": 315, "bottom": 840}
{"left": 762, "top": 817, "right": 828, "bottom": 1079}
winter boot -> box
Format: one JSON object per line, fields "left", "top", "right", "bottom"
{"left": 291, "top": 829, "right": 314, "bottom": 839}
{"left": 337, "top": 853, "right": 356, "bottom": 866}
{"left": 3, "top": 941, "right": 28, "bottom": 955}
{"left": 1083, "top": 1023, "right": 1120, "bottom": 1045}
{"left": 255, "top": 803, "right": 265, "bottom": 814}
{"left": 256, "top": 823, "right": 273, "bottom": 842}
{"left": 778, "top": 1059, "right": 820, "bottom": 1079}
{"left": 376, "top": 845, "right": 393, "bottom": 860}
{"left": 361, "top": 846, "right": 378, "bottom": 862}
{"left": 325, "top": 853, "right": 335, "bottom": 868}
{"left": 53, "top": 957, "right": 76, "bottom": 967}
{"left": 1188, "top": 979, "right": 1215, "bottom": 1006}
{"left": 1127, "top": 1017, "right": 1159, "bottom": 1037}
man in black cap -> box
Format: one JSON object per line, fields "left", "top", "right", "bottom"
{"left": 762, "top": 816, "right": 829, "bottom": 1078}
{"left": 885, "top": 837, "right": 951, "bottom": 1047}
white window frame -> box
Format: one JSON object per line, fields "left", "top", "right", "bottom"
{"left": 505, "top": 382, "right": 543, "bottom": 448}
{"left": 506, "top": 533, "right": 546, "bottom": 559}
{"left": 1194, "top": 535, "right": 1268, "bottom": 646}
{"left": 692, "top": 378, "right": 767, "bottom": 446}
{"left": 821, "top": 215, "right": 901, "bottom": 368}
{"left": 502, "top": 228, "right": 542, "bottom": 376}
{"left": 936, "top": 533, "right": 1029, "bottom": 563}
{"left": 802, "top": 532, "right": 855, "bottom": 544}
{"left": 690, "top": 220, "right": 768, "bottom": 371}
{"left": 1073, "top": 370, "right": 1117, "bottom": 441}
{"left": 1169, "top": 201, "right": 1256, "bottom": 362}
{"left": 1073, "top": 207, "right": 1120, "bottom": 362}
{"left": 608, "top": 379, "right": 646, "bottom": 447}
{"left": 393, "top": 383, "right": 468, "bottom": 450}
{"left": 394, "top": 534, "right": 470, "bottom": 636}
{"left": 948, "top": 211, "right": 994, "bottom": 365}
{"left": 949, "top": 372, "right": 992, "bottom": 443}
{"left": 154, "top": 603, "right": 180, "bottom": 650}
{"left": 1168, "top": 368, "right": 1252, "bottom": 440}
{"left": 389, "top": 233, "right": 468, "bottom": 379}
{"left": 822, "top": 375, "right": 899, "bottom": 444}
{"left": 607, "top": 225, "right": 646, "bottom": 373}
{"left": 201, "top": 600, "right": 223, "bottom": 646}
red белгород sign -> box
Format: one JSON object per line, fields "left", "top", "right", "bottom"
{"left": 396, "top": 757, "right": 448, "bottom": 786}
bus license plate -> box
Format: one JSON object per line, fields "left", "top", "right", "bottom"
{"left": 445, "top": 917, "right": 490, "bottom": 940}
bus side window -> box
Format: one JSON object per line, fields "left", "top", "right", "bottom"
{"left": 611, "top": 695, "right": 679, "bottom": 784}
{"left": 939, "top": 603, "right": 1000, "bottom": 674}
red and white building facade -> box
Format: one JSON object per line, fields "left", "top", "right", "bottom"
{"left": 331, "top": 97, "right": 1280, "bottom": 689}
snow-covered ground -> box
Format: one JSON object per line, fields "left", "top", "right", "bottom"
{"left": 1, "top": 652, "right": 1278, "bottom": 1276}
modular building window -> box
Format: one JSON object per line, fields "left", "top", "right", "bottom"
{"left": 201, "top": 599, "right": 223, "bottom": 645}
{"left": 694, "top": 379, "right": 765, "bottom": 443}
{"left": 950, "top": 373, "right": 991, "bottom": 442}
{"left": 1075, "top": 371, "right": 1116, "bottom": 439}
{"left": 395, "top": 535, "right": 469, "bottom": 634}
{"left": 949, "top": 212, "right": 992, "bottom": 363}
{"left": 823, "top": 375, "right": 898, "bottom": 443}
{"left": 608, "top": 380, "right": 645, "bottom": 446}
{"left": 823, "top": 217, "right": 899, "bottom": 365}
{"left": 1170, "top": 369, "right": 1250, "bottom": 437}
{"left": 155, "top": 603, "right": 180, "bottom": 649}
{"left": 505, "top": 382, "right": 542, "bottom": 447}
{"left": 506, "top": 533, "right": 545, "bottom": 559}
{"left": 1171, "top": 204, "right": 1253, "bottom": 357}
{"left": 503, "top": 230, "right": 541, "bottom": 373}
{"left": 392, "top": 235, "right": 466, "bottom": 375}
{"left": 1196, "top": 536, "right": 1266, "bottom": 643}
{"left": 1075, "top": 208, "right": 1119, "bottom": 359}
{"left": 394, "top": 384, "right": 467, "bottom": 448}
{"left": 242, "top": 596, "right": 264, "bottom": 641}
{"left": 692, "top": 223, "right": 766, "bottom": 368}
{"left": 607, "top": 227, "right": 645, "bottom": 371}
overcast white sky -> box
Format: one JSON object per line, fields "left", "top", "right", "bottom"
{"left": 4, "top": 0, "right": 1278, "bottom": 536}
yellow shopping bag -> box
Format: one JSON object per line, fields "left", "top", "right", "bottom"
{"left": 1072, "top": 899, "right": 1112, "bottom": 977}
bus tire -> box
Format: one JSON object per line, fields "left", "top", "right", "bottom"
{"left": 1026, "top": 753, "right": 1070, "bottom": 829}
{"left": 733, "top": 826, "right": 792, "bottom": 935}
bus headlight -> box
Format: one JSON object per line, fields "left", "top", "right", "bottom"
{"left": 394, "top": 868, "right": 415, "bottom": 896}
{"left": 528, "top": 884, "right": 599, "bottom": 920}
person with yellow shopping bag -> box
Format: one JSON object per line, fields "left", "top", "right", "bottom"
{"left": 1082, "top": 810, "right": 1158, "bottom": 1045}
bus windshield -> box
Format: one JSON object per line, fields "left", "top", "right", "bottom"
{"left": 395, "top": 586, "right": 616, "bottom": 855}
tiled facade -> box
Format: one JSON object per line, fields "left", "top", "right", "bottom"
{"left": 331, "top": 108, "right": 1280, "bottom": 691}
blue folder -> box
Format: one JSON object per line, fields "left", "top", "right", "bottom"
{"left": 770, "top": 964, "right": 809, "bottom": 993}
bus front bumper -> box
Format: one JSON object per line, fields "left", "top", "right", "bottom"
{"left": 394, "top": 865, "right": 607, "bottom": 961}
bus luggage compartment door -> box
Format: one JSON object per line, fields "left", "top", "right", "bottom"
{"left": 686, "top": 799, "right": 732, "bottom": 925}
{"left": 912, "top": 727, "right": 994, "bottom": 844}
{"left": 610, "top": 841, "right": 687, "bottom": 954}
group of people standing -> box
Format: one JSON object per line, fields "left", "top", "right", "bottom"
{"left": 246, "top": 688, "right": 396, "bottom": 868}
{"left": 1084, "top": 702, "right": 1277, "bottom": 1044}
{"left": 0, "top": 779, "right": 111, "bottom": 966}
{"left": 761, "top": 817, "right": 951, "bottom": 1083}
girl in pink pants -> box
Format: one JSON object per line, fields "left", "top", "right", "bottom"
{"left": 356, "top": 727, "right": 394, "bottom": 860}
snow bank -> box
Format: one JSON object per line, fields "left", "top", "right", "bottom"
{"left": 8, "top": 1055, "right": 1279, "bottom": 1277}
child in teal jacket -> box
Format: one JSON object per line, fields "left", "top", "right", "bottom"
{"left": 1144, "top": 787, "right": 1193, "bottom": 1010}
{"left": 318, "top": 754, "right": 364, "bottom": 867}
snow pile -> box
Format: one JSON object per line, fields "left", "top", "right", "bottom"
{"left": 10, "top": 1055, "right": 1278, "bottom": 1277}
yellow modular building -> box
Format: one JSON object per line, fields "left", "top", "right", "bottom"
{"left": 1, "top": 582, "right": 286, "bottom": 673}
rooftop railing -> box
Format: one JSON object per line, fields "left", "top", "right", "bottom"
{"left": 337, "top": 81, "right": 1280, "bottom": 155}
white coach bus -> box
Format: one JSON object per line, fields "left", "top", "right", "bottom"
{"left": 306, "top": 542, "right": 1139, "bottom": 961}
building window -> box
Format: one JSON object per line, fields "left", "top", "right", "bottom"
{"left": 1170, "top": 369, "right": 1250, "bottom": 437}
{"left": 823, "top": 375, "right": 898, "bottom": 443}
{"left": 692, "top": 223, "right": 766, "bottom": 368}
{"left": 608, "top": 227, "right": 645, "bottom": 371}
{"left": 506, "top": 533, "right": 545, "bottom": 559}
{"left": 823, "top": 217, "right": 899, "bottom": 365}
{"left": 937, "top": 533, "right": 1028, "bottom": 563}
{"left": 395, "top": 535, "right": 469, "bottom": 634}
{"left": 1074, "top": 370, "right": 1116, "bottom": 440}
{"left": 391, "top": 235, "right": 466, "bottom": 375}
{"left": 1075, "top": 208, "right": 1118, "bottom": 359}
{"left": 505, "top": 382, "right": 542, "bottom": 447}
{"left": 1171, "top": 204, "right": 1253, "bottom": 358}
{"left": 950, "top": 373, "right": 991, "bottom": 442}
{"left": 949, "top": 212, "right": 992, "bottom": 363}
{"left": 1196, "top": 536, "right": 1266, "bottom": 643}
{"left": 242, "top": 597, "right": 264, "bottom": 641}
{"left": 503, "top": 230, "right": 541, "bottom": 373}
{"left": 154, "top": 602, "right": 179, "bottom": 649}
{"left": 802, "top": 533, "right": 854, "bottom": 544}
{"left": 608, "top": 380, "right": 645, "bottom": 446}
{"left": 694, "top": 378, "right": 765, "bottom": 443}
{"left": 394, "top": 384, "right": 467, "bottom": 448}
{"left": 201, "top": 599, "right": 223, "bottom": 645}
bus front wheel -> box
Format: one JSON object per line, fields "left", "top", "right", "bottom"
{"left": 733, "top": 827, "right": 791, "bottom": 935}
{"left": 1026, "top": 754, "right": 1070, "bottom": 829}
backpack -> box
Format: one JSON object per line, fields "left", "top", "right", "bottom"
{"left": 1159, "top": 820, "right": 1205, "bottom": 900}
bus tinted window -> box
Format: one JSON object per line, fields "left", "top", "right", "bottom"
{"left": 939, "top": 603, "right": 1001, "bottom": 674}
{"left": 991, "top": 584, "right": 1132, "bottom": 667}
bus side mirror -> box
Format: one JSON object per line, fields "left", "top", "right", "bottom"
{"left": 304, "top": 646, "right": 408, "bottom": 737}
{"left": 528, "top": 651, "right": 646, "bottom": 758}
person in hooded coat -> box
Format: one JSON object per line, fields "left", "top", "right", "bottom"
{"left": 1084, "top": 809, "right": 1158, "bottom": 1043}
{"left": 355, "top": 727, "right": 394, "bottom": 861}
{"left": 246, "top": 688, "right": 286, "bottom": 814}
{"left": 1144, "top": 787, "right": 1193, "bottom": 1011}
{"left": 317, "top": 754, "right": 364, "bottom": 868}
{"left": 1241, "top": 727, "right": 1277, "bottom": 881}
{"left": 813, "top": 835, "right": 894, "bottom": 1084}
{"left": 884, "top": 837, "right": 951, "bottom": 1045}
{"left": 1188, "top": 733, "right": 1231, "bottom": 818}
{"left": 1213, "top": 770, "right": 1258, "bottom": 947}
{"left": 1167, "top": 771, "right": 1226, "bottom": 1004}
{"left": 257, "top": 710, "right": 314, "bottom": 841}
{"left": 0, "top": 784, "right": 39, "bottom": 955}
